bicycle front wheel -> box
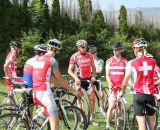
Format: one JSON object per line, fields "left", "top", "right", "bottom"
{"left": 0, "top": 113, "right": 30, "bottom": 130}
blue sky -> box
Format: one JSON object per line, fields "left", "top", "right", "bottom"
{"left": 92, "top": 0, "right": 160, "bottom": 10}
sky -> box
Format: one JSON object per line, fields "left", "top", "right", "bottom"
{"left": 92, "top": 0, "right": 160, "bottom": 10}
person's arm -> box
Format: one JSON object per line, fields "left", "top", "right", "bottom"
{"left": 105, "top": 60, "right": 112, "bottom": 89}
{"left": 53, "top": 68, "right": 80, "bottom": 96}
{"left": 121, "top": 74, "right": 130, "bottom": 93}
{"left": 68, "top": 64, "right": 81, "bottom": 85}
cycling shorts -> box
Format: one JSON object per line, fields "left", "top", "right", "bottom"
{"left": 33, "top": 90, "right": 58, "bottom": 117}
{"left": 93, "top": 79, "right": 103, "bottom": 91}
{"left": 108, "top": 87, "right": 121, "bottom": 101}
{"left": 76, "top": 79, "right": 95, "bottom": 95}
{"left": 133, "top": 93, "right": 156, "bottom": 116}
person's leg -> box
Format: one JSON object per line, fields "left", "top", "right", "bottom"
{"left": 88, "top": 91, "right": 95, "bottom": 120}
{"left": 136, "top": 116, "right": 146, "bottom": 130}
{"left": 48, "top": 115, "right": 59, "bottom": 130}
{"left": 146, "top": 116, "right": 155, "bottom": 130}
{"left": 106, "top": 100, "right": 116, "bottom": 122}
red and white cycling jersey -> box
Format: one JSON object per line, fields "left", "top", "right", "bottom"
{"left": 5, "top": 51, "right": 17, "bottom": 77}
{"left": 126, "top": 56, "right": 157, "bottom": 94}
{"left": 69, "top": 52, "right": 94, "bottom": 79}
{"left": 32, "top": 55, "right": 58, "bottom": 91}
{"left": 106, "top": 56, "right": 128, "bottom": 87}
{"left": 154, "top": 66, "right": 160, "bottom": 87}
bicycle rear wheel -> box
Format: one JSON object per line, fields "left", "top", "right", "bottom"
{"left": 59, "top": 105, "right": 87, "bottom": 130}
{"left": 0, "top": 113, "right": 29, "bottom": 130}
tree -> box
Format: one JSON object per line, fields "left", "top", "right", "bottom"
{"left": 92, "top": 9, "right": 106, "bottom": 32}
{"left": 51, "top": 0, "right": 61, "bottom": 35}
{"left": 30, "top": 0, "right": 49, "bottom": 40}
{"left": 118, "top": 5, "right": 128, "bottom": 35}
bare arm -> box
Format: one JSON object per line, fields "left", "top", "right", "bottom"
{"left": 52, "top": 68, "right": 77, "bottom": 95}
{"left": 91, "top": 63, "right": 96, "bottom": 78}
{"left": 106, "top": 69, "right": 112, "bottom": 88}
{"left": 121, "top": 74, "right": 130, "bottom": 93}
{"left": 4, "top": 60, "right": 11, "bottom": 77}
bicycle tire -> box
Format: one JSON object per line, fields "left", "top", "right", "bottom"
{"left": 59, "top": 105, "right": 87, "bottom": 130}
{"left": 0, "top": 113, "right": 30, "bottom": 130}
{"left": 0, "top": 91, "right": 15, "bottom": 105}
{"left": 114, "top": 99, "right": 126, "bottom": 130}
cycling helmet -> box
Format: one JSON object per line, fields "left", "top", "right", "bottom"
{"left": 131, "top": 38, "right": 147, "bottom": 48}
{"left": 112, "top": 42, "right": 123, "bottom": 49}
{"left": 47, "top": 39, "right": 62, "bottom": 50}
{"left": 89, "top": 45, "right": 97, "bottom": 53}
{"left": 76, "top": 39, "right": 87, "bottom": 47}
{"left": 10, "top": 41, "right": 21, "bottom": 48}
{"left": 34, "top": 44, "right": 47, "bottom": 52}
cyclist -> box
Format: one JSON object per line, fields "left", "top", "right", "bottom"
{"left": 105, "top": 42, "right": 127, "bottom": 129}
{"left": 121, "top": 38, "right": 158, "bottom": 130}
{"left": 68, "top": 39, "right": 99, "bottom": 125}
{"left": 4, "top": 41, "right": 23, "bottom": 91}
{"left": 23, "top": 44, "right": 47, "bottom": 117}
{"left": 32, "top": 40, "right": 81, "bottom": 130}
{"left": 89, "top": 45, "right": 105, "bottom": 116}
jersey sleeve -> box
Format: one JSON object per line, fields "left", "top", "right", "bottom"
{"left": 99, "top": 59, "right": 104, "bottom": 68}
{"left": 69, "top": 54, "right": 75, "bottom": 64}
{"left": 105, "top": 59, "right": 111, "bottom": 71}
{"left": 50, "top": 57, "right": 59, "bottom": 70}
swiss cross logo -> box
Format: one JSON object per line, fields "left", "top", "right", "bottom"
{"left": 139, "top": 61, "right": 152, "bottom": 76}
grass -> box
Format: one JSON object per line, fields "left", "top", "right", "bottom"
{"left": 0, "top": 80, "right": 134, "bottom": 130}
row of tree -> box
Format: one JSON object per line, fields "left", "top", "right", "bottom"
{"left": 0, "top": 0, "right": 160, "bottom": 76}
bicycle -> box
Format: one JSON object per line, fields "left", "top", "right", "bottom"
{"left": 104, "top": 87, "right": 127, "bottom": 130}
{"left": 0, "top": 85, "right": 88, "bottom": 130}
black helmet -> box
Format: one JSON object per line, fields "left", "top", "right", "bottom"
{"left": 34, "top": 44, "right": 47, "bottom": 52}
{"left": 112, "top": 42, "right": 123, "bottom": 49}
{"left": 89, "top": 45, "right": 97, "bottom": 53}
{"left": 10, "top": 41, "right": 21, "bottom": 48}
{"left": 47, "top": 39, "right": 62, "bottom": 50}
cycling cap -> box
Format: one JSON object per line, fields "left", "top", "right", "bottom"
{"left": 131, "top": 38, "right": 147, "bottom": 48}
{"left": 89, "top": 45, "right": 97, "bottom": 53}
{"left": 48, "top": 39, "right": 62, "bottom": 49}
{"left": 10, "top": 41, "right": 21, "bottom": 48}
{"left": 112, "top": 42, "right": 123, "bottom": 49}
{"left": 76, "top": 39, "right": 87, "bottom": 47}
{"left": 34, "top": 44, "right": 47, "bottom": 52}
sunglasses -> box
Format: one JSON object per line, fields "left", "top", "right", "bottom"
{"left": 79, "top": 46, "right": 87, "bottom": 48}
{"left": 113, "top": 49, "right": 121, "bottom": 51}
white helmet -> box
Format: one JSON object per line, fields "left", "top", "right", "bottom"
{"left": 76, "top": 39, "right": 87, "bottom": 47}
{"left": 131, "top": 38, "right": 147, "bottom": 48}
{"left": 48, "top": 39, "right": 62, "bottom": 49}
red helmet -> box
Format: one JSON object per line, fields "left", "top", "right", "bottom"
{"left": 131, "top": 38, "right": 147, "bottom": 48}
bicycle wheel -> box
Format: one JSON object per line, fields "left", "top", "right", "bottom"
{"left": 0, "top": 113, "right": 29, "bottom": 130}
{"left": 127, "top": 104, "right": 138, "bottom": 130}
{"left": 76, "top": 96, "right": 90, "bottom": 125}
{"left": 0, "top": 103, "right": 20, "bottom": 116}
{"left": 0, "top": 92, "right": 15, "bottom": 105}
{"left": 59, "top": 105, "right": 87, "bottom": 130}
{"left": 114, "top": 100, "right": 126, "bottom": 130}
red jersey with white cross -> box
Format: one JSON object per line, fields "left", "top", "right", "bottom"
{"left": 69, "top": 52, "right": 94, "bottom": 79}
{"left": 106, "top": 56, "right": 128, "bottom": 86}
{"left": 126, "top": 56, "right": 157, "bottom": 94}
{"left": 5, "top": 51, "right": 17, "bottom": 77}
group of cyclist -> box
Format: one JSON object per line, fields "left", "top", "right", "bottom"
{"left": 3, "top": 37, "right": 160, "bottom": 130}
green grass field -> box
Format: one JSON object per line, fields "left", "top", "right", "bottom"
{"left": 0, "top": 80, "right": 134, "bottom": 130}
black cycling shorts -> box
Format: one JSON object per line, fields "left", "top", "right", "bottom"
{"left": 133, "top": 93, "right": 156, "bottom": 116}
